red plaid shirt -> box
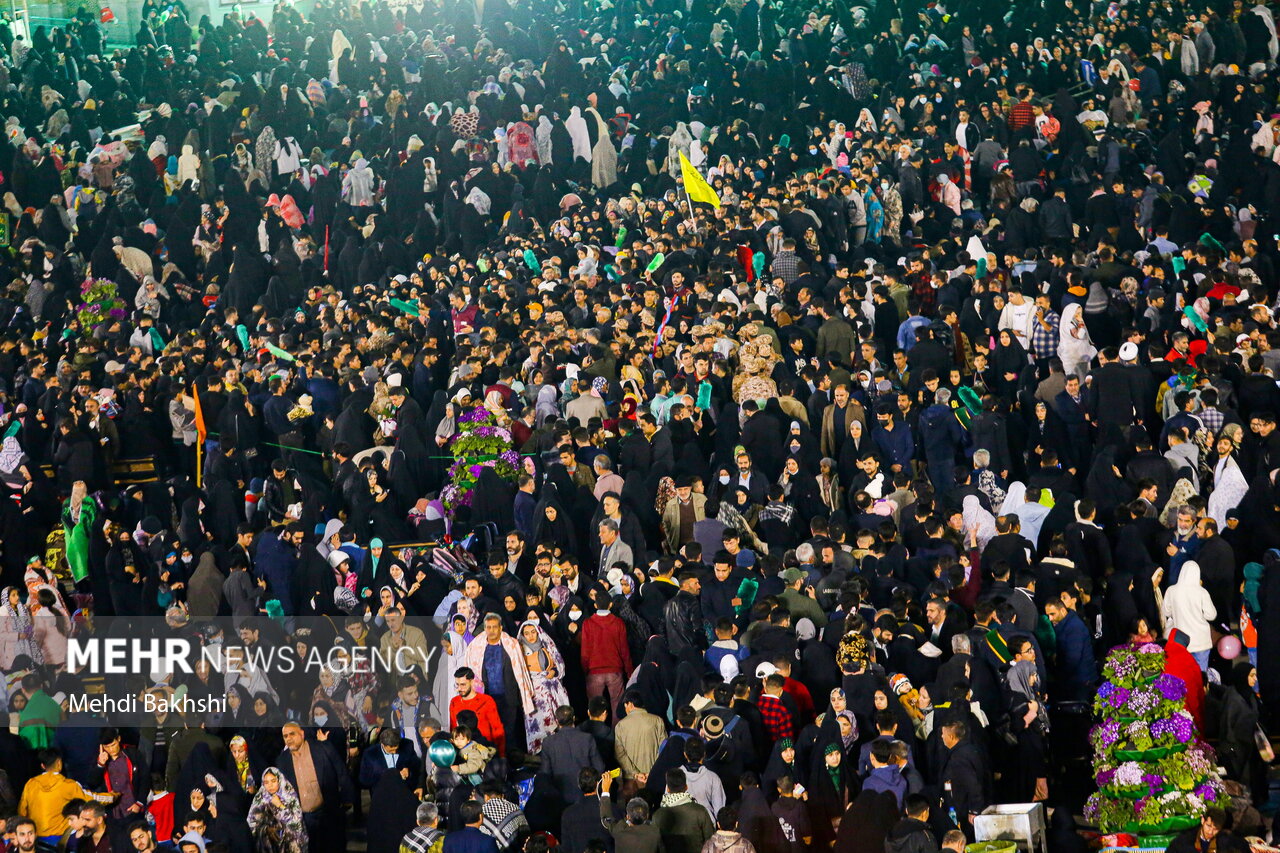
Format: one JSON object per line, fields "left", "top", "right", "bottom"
{"left": 758, "top": 694, "right": 793, "bottom": 743}
{"left": 910, "top": 273, "right": 937, "bottom": 316}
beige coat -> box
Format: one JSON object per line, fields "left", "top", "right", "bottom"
{"left": 661, "top": 492, "right": 707, "bottom": 553}
{"left": 614, "top": 707, "right": 667, "bottom": 779}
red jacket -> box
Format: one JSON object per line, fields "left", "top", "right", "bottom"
{"left": 1164, "top": 637, "right": 1206, "bottom": 733}
{"left": 580, "top": 613, "right": 633, "bottom": 675}
{"left": 450, "top": 692, "right": 506, "bottom": 756}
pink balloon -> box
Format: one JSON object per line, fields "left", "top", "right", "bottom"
{"left": 1217, "top": 635, "right": 1243, "bottom": 660}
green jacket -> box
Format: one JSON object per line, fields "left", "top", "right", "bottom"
{"left": 779, "top": 587, "right": 828, "bottom": 628}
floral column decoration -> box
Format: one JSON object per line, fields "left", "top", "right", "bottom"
{"left": 1086, "top": 644, "right": 1225, "bottom": 846}
{"left": 440, "top": 406, "right": 520, "bottom": 518}
{"left": 74, "top": 278, "right": 128, "bottom": 336}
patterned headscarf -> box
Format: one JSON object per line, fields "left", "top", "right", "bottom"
{"left": 837, "top": 631, "right": 870, "bottom": 671}
{"left": 654, "top": 476, "right": 677, "bottom": 515}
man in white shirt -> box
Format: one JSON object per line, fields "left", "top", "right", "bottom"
{"left": 997, "top": 287, "right": 1037, "bottom": 345}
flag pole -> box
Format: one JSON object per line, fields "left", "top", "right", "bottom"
{"left": 196, "top": 436, "right": 202, "bottom": 490}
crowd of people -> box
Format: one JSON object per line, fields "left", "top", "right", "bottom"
{"left": 0, "top": 0, "right": 1278, "bottom": 849}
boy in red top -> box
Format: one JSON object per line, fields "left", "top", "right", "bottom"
{"left": 579, "top": 596, "right": 633, "bottom": 716}
{"left": 758, "top": 673, "right": 794, "bottom": 744}
{"left": 449, "top": 667, "right": 506, "bottom": 756}
{"left": 773, "top": 657, "right": 815, "bottom": 729}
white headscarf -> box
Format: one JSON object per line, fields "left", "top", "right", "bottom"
{"left": 1058, "top": 302, "right": 1097, "bottom": 366}
{"left": 962, "top": 495, "right": 998, "bottom": 550}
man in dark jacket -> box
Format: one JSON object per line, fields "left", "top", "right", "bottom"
{"left": 357, "top": 729, "right": 421, "bottom": 791}
{"left": 1038, "top": 187, "right": 1073, "bottom": 244}
{"left": 919, "top": 388, "right": 966, "bottom": 496}
{"left": 1046, "top": 598, "right": 1097, "bottom": 702}
{"left": 254, "top": 524, "right": 303, "bottom": 616}
{"left": 1195, "top": 517, "right": 1237, "bottom": 621}
{"left": 1054, "top": 374, "right": 1093, "bottom": 469}
{"left": 1088, "top": 348, "right": 1144, "bottom": 438}
{"left": 95, "top": 728, "right": 150, "bottom": 822}
{"left": 538, "top": 707, "right": 605, "bottom": 803}
{"left": 1064, "top": 500, "right": 1112, "bottom": 582}
{"left": 886, "top": 794, "right": 938, "bottom": 853}
{"left": 939, "top": 721, "right": 990, "bottom": 840}
{"left": 1126, "top": 437, "right": 1174, "bottom": 508}
{"left": 1166, "top": 808, "right": 1250, "bottom": 853}
{"left": 665, "top": 571, "right": 708, "bottom": 665}
{"left": 560, "top": 769, "right": 614, "bottom": 853}
{"left": 277, "top": 722, "right": 354, "bottom": 853}
{"left": 599, "top": 771, "right": 664, "bottom": 853}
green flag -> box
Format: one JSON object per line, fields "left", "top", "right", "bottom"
{"left": 646, "top": 252, "right": 665, "bottom": 274}
{"left": 735, "top": 577, "right": 759, "bottom": 616}
{"left": 266, "top": 343, "right": 296, "bottom": 362}
{"left": 1183, "top": 305, "right": 1207, "bottom": 333}
{"left": 235, "top": 324, "right": 250, "bottom": 353}
{"left": 149, "top": 328, "right": 165, "bottom": 353}
{"left": 615, "top": 225, "right": 628, "bottom": 249}
{"left": 64, "top": 496, "right": 97, "bottom": 583}
{"left": 696, "top": 380, "right": 713, "bottom": 411}
{"left": 390, "top": 299, "right": 421, "bottom": 317}
{"left": 1172, "top": 256, "right": 1186, "bottom": 276}
{"left": 1199, "top": 232, "right": 1224, "bottom": 253}
{"left": 522, "top": 249, "right": 541, "bottom": 273}
{"left": 3, "top": 419, "right": 19, "bottom": 439}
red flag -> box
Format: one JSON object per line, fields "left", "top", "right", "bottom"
{"left": 192, "top": 384, "right": 207, "bottom": 445}
{"left": 100, "top": 5, "right": 115, "bottom": 22}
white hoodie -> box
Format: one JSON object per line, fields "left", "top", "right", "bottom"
{"left": 1162, "top": 561, "right": 1217, "bottom": 652}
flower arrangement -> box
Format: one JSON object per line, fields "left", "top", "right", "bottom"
{"left": 1092, "top": 712, "right": 1198, "bottom": 756}
{"left": 1085, "top": 784, "right": 1226, "bottom": 831}
{"left": 1102, "top": 643, "right": 1167, "bottom": 688}
{"left": 74, "top": 278, "right": 128, "bottom": 335}
{"left": 440, "top": 406, "right": 520, "bottom": 516}
{"left": 1088, "top": 645, "right": 1225, "bottom": 837}
{"left": 1094, "top": 673, "right": 1187, "bottom": 720}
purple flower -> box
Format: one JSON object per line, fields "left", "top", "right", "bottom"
{"left": 1142, "top": 774, "right": 1164, "bottom": 794}
{"left": 1099, "top": 681, "right": 1117, "bottom": 699}
{"left": 1194, "top": 784, "right": 1216, "bottom": 801}
{"left": 109, "top": 308, "right": 127, "bottom": 318}
{"left": 1171, "top": 715, "right": 1194, "bottom": 741}
{"left": 1154, "top": 674, "right": 1187, "bottom": 701}
{"left": 468, "top": 464, "right": 484, "bottom": 476}
{"left": 1097, "top": 769, "right": 1117, "bottom": 787}
{"left": 1093, "top": 718, "right": 1121, "bottom": 746}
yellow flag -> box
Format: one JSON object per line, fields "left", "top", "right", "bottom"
{"left": 679, "top": 152, "right": 721, "bottom": 209}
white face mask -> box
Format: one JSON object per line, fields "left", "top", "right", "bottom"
{"left": 569, "top": 610, "right": 583, "bottom": 621}
{"left": 719, "top": 474, "right": 731, "bottom": 485}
